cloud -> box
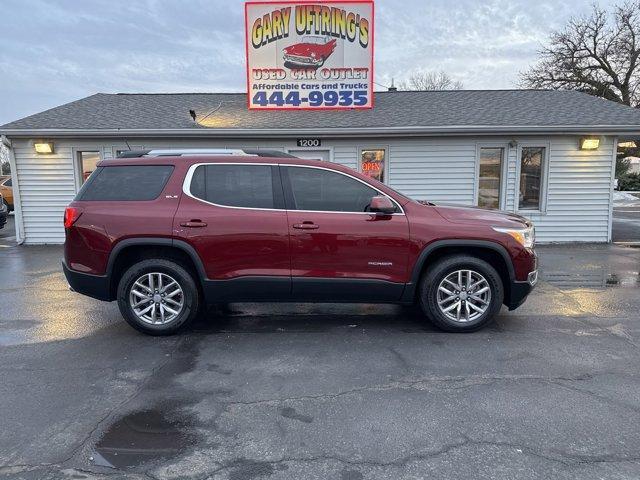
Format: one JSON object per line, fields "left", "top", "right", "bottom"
{"left": 0, "top": 0, "right": 620, "bottom": 124}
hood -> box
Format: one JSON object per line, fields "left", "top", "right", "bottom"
{"left": 285, "top": 43, "right": 317, "bottom": 56}
{"left": 432, "top": 203, "right": 530, "bottom": 228}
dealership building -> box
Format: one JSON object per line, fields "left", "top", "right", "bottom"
{"left": 2, "top": 89, "right": 640, "bottom": 245}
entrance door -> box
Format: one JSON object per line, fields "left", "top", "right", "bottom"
{"left": 287, "top": 149, "right": 331, "bottom": 162}
{"left": 281, "top": 165, "right": 411, "bottom": 302}
{"left": 477, "top": 147, "right": 506, "bottom": 210}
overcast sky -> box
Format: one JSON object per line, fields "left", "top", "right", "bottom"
{"left": 0, "top": 0, "right": 620, "bottom": 124}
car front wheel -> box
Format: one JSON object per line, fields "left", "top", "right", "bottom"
{"left": 117, "top": 259, "right": 201, "bottom": 335}
{"left": 418, "top": 255, "right": 504, "bottom": 332}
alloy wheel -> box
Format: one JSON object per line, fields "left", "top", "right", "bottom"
{"left": 129, "top": 272, "right": 184, "bottom": 325}
{"left": 436, "top": 269, "right": 491, "bottom": 323}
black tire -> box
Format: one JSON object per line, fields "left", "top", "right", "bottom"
{"left": 117, "top": 259, "right": 201, "bottom": 336}
{"left": 418, "top": 255, "right": 504, "bottom": 332}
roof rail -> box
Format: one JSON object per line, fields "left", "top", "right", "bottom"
{"left": 116, "top": 149, "right": 298, "bottom": 158}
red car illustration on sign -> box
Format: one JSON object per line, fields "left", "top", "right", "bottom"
{"left": 283, "top": 35, "right": 337, "bottom": 68}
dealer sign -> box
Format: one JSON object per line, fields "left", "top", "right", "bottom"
{"left": 245, "top": 1, "right": 374, "bottom": 110}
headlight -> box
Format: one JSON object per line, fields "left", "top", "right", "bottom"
{"left": 311, "top": 52, "right": 316, "bottom": 58}
{"left": 492, "top": 225, "right": 535, "bottom": 248}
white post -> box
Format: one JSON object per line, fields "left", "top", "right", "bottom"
{"left": 607, "top": 136, "right": 619, "bottom": 243}
{"left": 1, "top": 135, "right": 24, "bottom": 244}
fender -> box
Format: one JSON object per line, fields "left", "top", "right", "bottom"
{"left": 106, "top": 237, "right": 208, "bottom": 281}
{"left": 400, "top": 239, "right": 515, "bottom": 303}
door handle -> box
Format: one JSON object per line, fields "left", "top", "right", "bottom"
{"left": 293, "top": 222, "right": 319, "bottom": 230}
{"left": 180, "top": 220, "right": 208, "bottom": 228}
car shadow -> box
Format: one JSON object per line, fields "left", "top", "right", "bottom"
{"left": 189, "top": 303, "right": 439, "bottom": 334}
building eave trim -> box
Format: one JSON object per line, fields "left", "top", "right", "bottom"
{"left": 2, "top": 125, "right": 640, "bottom": 138}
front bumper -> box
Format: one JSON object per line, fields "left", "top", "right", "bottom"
{"left": 62, "top": 261, "right": 112, "bottom": 301}
{"left": 507, "top": 269, "right": 538, "bottom": 310}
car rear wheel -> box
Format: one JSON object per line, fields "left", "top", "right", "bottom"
{"left": 418, "top": 255, "right": 503, "bottom": 332}
{"left": 117, "top": 259, "right": 201, "bottom": 335}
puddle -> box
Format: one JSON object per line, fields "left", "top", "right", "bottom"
{"left": 542, "top": 271, "right": 640, "bottom": 290}
{"left": 94, "top": 405, "right": 198, "bottom": 469}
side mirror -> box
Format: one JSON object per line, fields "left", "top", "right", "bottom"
{"left": 369, "top": 195, "right": 396, "bottom": 214}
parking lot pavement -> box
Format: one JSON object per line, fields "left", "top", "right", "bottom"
{"left": 0, "top": 214, "right": 16, "bottom": 248}
{"left": 613, "top": 206, "right": 640, "bottom": 243}
{"left": 1, "top": 244, "right": 640, "bottom": 480}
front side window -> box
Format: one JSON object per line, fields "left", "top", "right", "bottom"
{"left": 3, "top": 178, "right": 11, "bottom": 187}
{"left": 360, "top": 149, "right": 386, "bottom": 183}
{"left": 286, "top": 166, "right": 391, "bottom": 212}
{"left": 519, "top": 147, "right": 545, "bottom": 210}
{"left": 78, "top": 165, "right": 174, "bottom": 201}
{"left": 478, "top": 147, "right": 504, "bottom": 210}
{"left": 190, "top": 164, "right": 274, "bottom": 209}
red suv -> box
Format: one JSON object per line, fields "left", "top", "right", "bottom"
{"left": 63, "top": 150, "right": 537, "bottom": 335}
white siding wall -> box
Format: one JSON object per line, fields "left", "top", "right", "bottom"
{"left": 11, "top": 140, "right": 75, "bottom": 244}
{"left": 10, "top": 135, "right": 615, "bottom": 244}
{"left": 505, "top": 136, "right": 616, "bottom": 243}
{"left": 388, "top": 140, "right": 477, "bottom": 204}
{"left": 505, "top": 145, "right": 518, "bottom": 212}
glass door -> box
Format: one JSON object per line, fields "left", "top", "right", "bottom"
{"left": 477, "top": 147, "right": 505, "bottom": 210}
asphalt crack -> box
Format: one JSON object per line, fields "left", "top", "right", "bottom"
{"left": 210, "top": 372, "right": 626, "bottom": 408}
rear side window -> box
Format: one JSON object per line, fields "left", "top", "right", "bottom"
{"left": 189, "top": 164, "right": 275, "bottom": 209}
{"left": 78, "top": 165, "right": 173, "bottom": 201}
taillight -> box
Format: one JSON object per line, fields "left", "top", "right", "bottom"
{"left": 64, "top": 207, "right": 82, "bottom": 229}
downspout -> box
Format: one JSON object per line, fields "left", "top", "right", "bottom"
{"left": 607, "top": 136, "right": 619, "bottom": 243}
{"left": 1, "top": 135, "right": 25, "bottom": 245}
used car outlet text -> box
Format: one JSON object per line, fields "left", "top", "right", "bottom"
{"left": 252, "top": 67, "right": 369, "bottom": 81}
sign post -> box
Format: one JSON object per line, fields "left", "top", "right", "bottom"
{"left": 245, "top": 1, "right": 374, "bottom": 110}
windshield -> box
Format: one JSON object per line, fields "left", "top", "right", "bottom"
{"left": 363, "top": 176, "right": 415, "bottom": 204}
{"left": 386, "top": 185, "right": 417, "bottom": 203}
{"left": 302, "top": 36, "right": 327, "bottom": 44}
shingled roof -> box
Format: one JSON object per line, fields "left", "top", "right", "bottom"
{"left": 3, "top": 90, "right": 640, "bottom": 137}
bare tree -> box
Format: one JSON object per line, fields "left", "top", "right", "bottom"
{"left": 398, "top": 71, "right": 463, "bottom": 91}
{"left": 521, "top": 1, "right": 640, "bottom": 107}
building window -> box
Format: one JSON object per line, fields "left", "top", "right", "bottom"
{"left": 77, "top": 151, "right": 101, "bottom": 186}
{"left": 361, "top": 149, "right": 386, "bottom": 183}
{"left": 478, "top": 147, "right": 504, "bottom": 210}
{"left": 519, "top": 147, "right": 546, "bottom": 210}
